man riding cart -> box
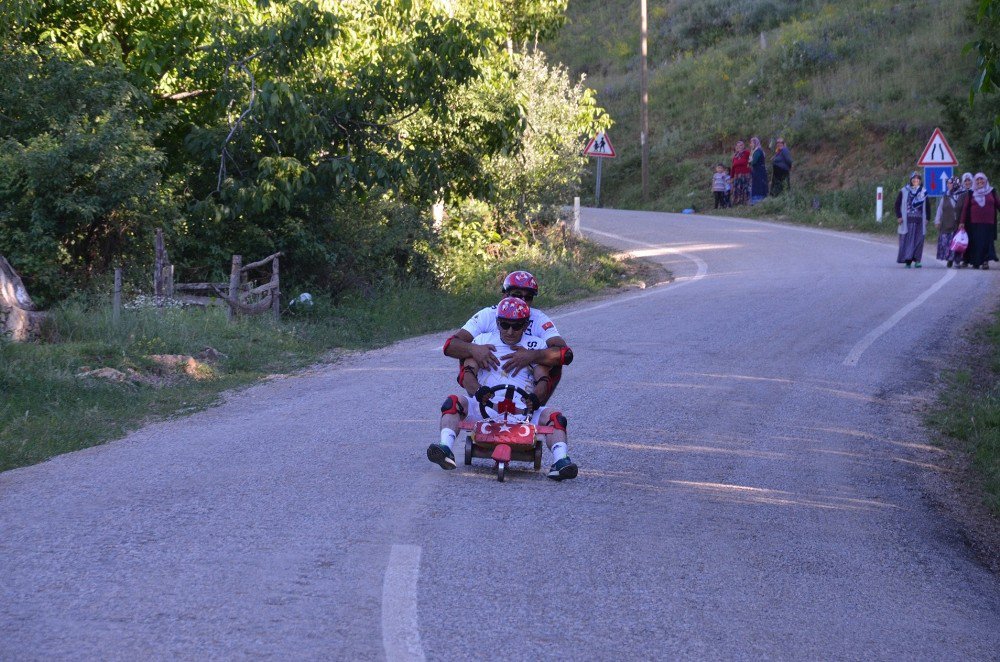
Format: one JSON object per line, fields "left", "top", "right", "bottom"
{"left": 428, "top": 296, "right": 578, "bottom": 481}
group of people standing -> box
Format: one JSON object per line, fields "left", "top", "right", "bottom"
{"left": 713, "top": 137, "right": 793, "bottom": 208}
{"left": 896, "top": 171, "right": 999, "bottom": 269}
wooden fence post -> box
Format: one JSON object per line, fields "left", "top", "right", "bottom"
{"left": 154, "top": 229, "right": 164, "bottom": 299}
{"left": 228, "top": 255, "right": 242, "bottom": 322}
{"left": 271, "top": 256, "right": 280, "bottom": 321}
{"left": 113, "top": 268, "right": 122, "bottom": 325}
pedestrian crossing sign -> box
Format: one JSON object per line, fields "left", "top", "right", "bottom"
{"left": 917, "top": 128, "right": 958, "bottom": 166}
{"left": 583, "top": 131, "right": 616, "bottom": 158}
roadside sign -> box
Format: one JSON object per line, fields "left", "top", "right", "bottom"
{"left": 917, "top": 128, "right": 958, "bottom": 166}
{"left": 924, "top": 166, "right": 953, "bottom": 197}
{"left": 583, "top": 131, "right": 616, "bottom": 158}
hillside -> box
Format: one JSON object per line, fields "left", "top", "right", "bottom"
{"left": 545, "top": 0, "right": 981, "bottom": 223}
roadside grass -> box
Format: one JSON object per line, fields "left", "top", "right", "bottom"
{"left": 0, "top": 234, "right": 649, "bottom": 473}
{"left": 928, "top": 317, "right": 1000, "bottom": 516}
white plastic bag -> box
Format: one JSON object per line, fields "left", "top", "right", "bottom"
{"left": 950, "top": 228, "right": 969, "bottom": 254}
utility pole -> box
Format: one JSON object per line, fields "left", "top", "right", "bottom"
{"left": 640, "top": 0, "right": 649, "bottom": 201}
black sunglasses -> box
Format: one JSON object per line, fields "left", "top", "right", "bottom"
{"left": 507, "top": 291, "right": 534, "bottom": 302}
{"left": 497, "top": 320, "right": 528, "bottom": 331}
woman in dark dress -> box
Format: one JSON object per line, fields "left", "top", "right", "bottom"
{"left": 749, "top": 136, "right": 768, "bottom": 204}
{"left": 895, "top": 172, "right": 929, "bottom": 268}
{"left": 729, "top": 140, "right": 751, "bottom": 206}
{"left": 934, "top": 177, "right": 963, "bottom": 267}
{"left": 960, "top": 172, "right": 1000, "bottom": 269}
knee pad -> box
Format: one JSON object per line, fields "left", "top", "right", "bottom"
{"left": 547, "top": 411, "right": 567, "bottom": 432}
{"left": 441, "top": 395, "right": 466, "bottom": 416}
{"left": 456, "top": 363, "right": 475, "bottom": 386}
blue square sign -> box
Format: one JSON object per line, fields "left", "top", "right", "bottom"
{"left": 924, "top": 166, "right": 954, "bottom": 197}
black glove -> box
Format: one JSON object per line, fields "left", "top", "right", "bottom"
{"left": 524, "top": 392, "right": 540, "bottom": 412}
{"left": 474, "top": 385, "right": 493, "bottom": 405}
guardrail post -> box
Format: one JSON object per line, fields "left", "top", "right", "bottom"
{"left": 876, "top": 186, "right": 883, "bottom": 223}
{"left": 573, "top": 197, "right": 581, "bottom": 235}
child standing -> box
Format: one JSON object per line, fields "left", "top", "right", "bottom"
{"left": 712, "top": 163, "right": 729, "bottom": 209}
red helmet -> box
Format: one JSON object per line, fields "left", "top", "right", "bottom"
{"left": 496, "top": 296, "right": 530, "bottom": 322}
{"left": 502, "top": 271, "right": 539, "bottom": 297}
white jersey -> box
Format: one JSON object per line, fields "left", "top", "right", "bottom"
{"left": 472, "top": 331, "right": 536, "bottom": 395}
{"left": 462, "top": 305, "right": 560, "bottom": 345}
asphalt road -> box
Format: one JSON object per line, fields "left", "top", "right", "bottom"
{"left": 3, "top": 209, "right": 1000, "bottom": 660}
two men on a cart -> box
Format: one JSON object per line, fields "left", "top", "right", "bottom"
{"left": 429, "top": 284, "right": 578, "bottom": 481}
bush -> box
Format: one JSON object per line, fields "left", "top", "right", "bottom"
{"left": 0, "top": 49, "right": 178, "bottom": 304}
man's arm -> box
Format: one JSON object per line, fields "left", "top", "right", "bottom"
{"left": 443, "top": 329, "right": 500, "bottom": 370}
{"left": 500, "top": 336, "right": 570, "bottom": 375}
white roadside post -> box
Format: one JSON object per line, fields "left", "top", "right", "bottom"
{"left": 573, "top": 197, "right": 581, "bottom": 235}
{"left": 876, "top": 186, "right": 883, "bottom": 223}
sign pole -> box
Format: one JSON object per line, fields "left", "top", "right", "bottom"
{"left": 640, "top": 0, "right": 649, "bottom": 201}
{"left": 595, "top": 157, "right": 603, "bottom": 208}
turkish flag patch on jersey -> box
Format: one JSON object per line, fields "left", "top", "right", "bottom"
{"left": 542, "top": 322, "right": 553, "bottom": 330}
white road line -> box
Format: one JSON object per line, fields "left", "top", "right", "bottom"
{"left": 843, "top": 269, "right": 957, "bottom": 366}
{"left": 588, "top": 207, "right": 890, "bottom": 247}
{"left": 692, "top": 213, "right": 889, "bottom": 247}
{"left": 553, "top": 227, "right": 709, "bottom": 320}
{"left": 382, "top": 544, "right": 426, "bottom": 662}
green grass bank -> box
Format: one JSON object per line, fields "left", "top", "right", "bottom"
{"left": 929, "top": 310, "right": 1000, "bottom": 516}
{"left": 0, "top": 234, "right": 650, "bottom": 473}
{"left": 546, "top": 0, "right": 985, "bottom": 222}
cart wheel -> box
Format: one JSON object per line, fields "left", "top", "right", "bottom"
{"left": 533, "top": 440, "right": 543, "bottom": 471}
{"left": 464, "top": 436, "right": 473, "bottom": 465}
{"left": 497, "top": 462, "right": 506, "bottom": 482}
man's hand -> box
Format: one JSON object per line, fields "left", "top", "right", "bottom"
{"left": 500, "top": 346, "right": 538, "bottom": 376}
{"left": 470, "top": 343, "right": 499, "bottom": 370}
{"left": 524, "top": 392, "right": 540, "bottom": 413}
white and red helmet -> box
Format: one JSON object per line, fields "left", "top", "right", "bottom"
{"left": 502, "top": 270, "right": 539, "bottom": 297}
{"left": 496, "top": 296, "right": 531, "bottom": 322}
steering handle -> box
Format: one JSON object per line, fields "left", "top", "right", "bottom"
{"left": 478, "top": 383, "right": 535, "bottom": 419}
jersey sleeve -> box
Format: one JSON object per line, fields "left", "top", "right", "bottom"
{"left": 531, "top": 310, "right": 560, "bottom": 342}
{"left": 461, "top": 307, "right": 493, "bottom": 337}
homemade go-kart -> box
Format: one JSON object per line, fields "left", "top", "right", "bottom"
{"left": 459, "top": 383, "right": 553, "bottom": 482}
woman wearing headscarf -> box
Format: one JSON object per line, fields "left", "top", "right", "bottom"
{"left": 960, "top": 172, "right": 975, "bottom": 199}
{"left": 959, "top": 172, "right": 1000, "bottom": 269}
{"left": 895, "top": 172, "right": 929, "bottom": 268}
{"left": 934, "top": 177, "right": 963, "bottom": 267}
{"left": 729, "top": 140, "right": 751, "bottom": 206}
{"left": 956, "top": 174, "right": 975, "bottom": 267}
{"left": 749, "top": 136, "right": 768, "bottom": 204}
{"left": 771, "top": 138, "right": 792, "bottom": 195}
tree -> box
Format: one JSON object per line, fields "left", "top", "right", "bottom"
{"left": 969, "top": 0, "right": 1000, "bottom": 149}
{"left": 0, "top": 0, "right": 608, "bottom": 300}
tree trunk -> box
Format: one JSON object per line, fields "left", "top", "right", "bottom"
{"left": 0, "top": 255, "right": 47, "bottom": 341}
